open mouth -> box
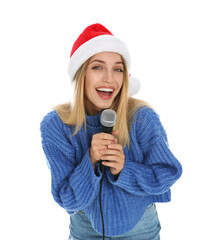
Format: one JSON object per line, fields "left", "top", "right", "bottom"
{"left": 96, "top": 87, "right": 114, "bottom": 100}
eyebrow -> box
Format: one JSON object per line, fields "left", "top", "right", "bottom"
{"left": 89, "top": 59, "right": 124, "bottom": 65}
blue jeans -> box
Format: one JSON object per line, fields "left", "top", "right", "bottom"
{"left": 69, "top": 204, "right": 161, "bottom": 240}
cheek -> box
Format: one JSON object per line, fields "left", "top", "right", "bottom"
{"left": 84, "top": 72, "right": 92, "bottom": 89}
{"left": 84, "top": 76, "right": 96, "bottom": 99}
{"left": 116, "top": 77, "right": 123, "bottom": 91}
{"left": 85, "top": 71, "right": 98, "bottom": 88}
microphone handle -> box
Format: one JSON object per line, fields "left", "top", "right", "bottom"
{"left": 102, "top": 125, "right": 113, "bottom": 134}
{"left": 100, "top": 126, "right": 113, "bottom": 172}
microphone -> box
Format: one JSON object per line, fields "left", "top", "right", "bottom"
{"left": 99, "top": 109, "right": 117, "bottom": 239}
{"left": 100, "top": 109, "right": 117, "bottom": 172}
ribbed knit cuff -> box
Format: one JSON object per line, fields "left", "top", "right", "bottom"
{"left": 106, "top": 168, "right": 119, "bottom": 182}
{"left": 95, "top": 162, "right": 102, "bottom": 177}
{"left": 106, "top": 139, "right": 182, "bottom": 196}
{"left": 69, "top": 149, "right": 102, "bottom": 204}
{"left": 106, "top": 160, "right": 142, "bottom": 194}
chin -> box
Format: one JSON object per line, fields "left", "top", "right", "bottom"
{"left": 98, "top": 103, "right": 112, "bottom": 110}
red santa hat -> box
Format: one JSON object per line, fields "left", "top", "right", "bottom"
{"left": 68, "top": 23, "right": 140, "bottom": 96}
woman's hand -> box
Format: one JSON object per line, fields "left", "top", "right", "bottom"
{"left": 89, "top": 132, "right": 115, "bottom": 169}
{"left": 100, "top": 130, "right": 125, "bottom": 176}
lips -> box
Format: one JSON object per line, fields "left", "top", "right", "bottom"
{"left": 96, "top": 87, "right": 115, "bottom": 100}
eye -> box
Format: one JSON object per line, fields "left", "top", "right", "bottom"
{"left": 92, "top": 66, "right": 102, "bottom": 70}
{"left": 115, "top": 68, "right": 124, "bottom": 72}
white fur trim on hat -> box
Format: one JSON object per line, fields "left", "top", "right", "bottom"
{"left": 128, "top": 77, "right": 141, "bottom": 96}
{"left": 68, "top": 35, "right": 131, "bottom": 82}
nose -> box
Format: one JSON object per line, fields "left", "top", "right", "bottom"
{"left": 102, "top": 69, "right": 114, "bottom": 83}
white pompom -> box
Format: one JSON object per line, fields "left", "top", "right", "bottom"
{"left": 128, "top": 77, "right": 141, "bottom": 96}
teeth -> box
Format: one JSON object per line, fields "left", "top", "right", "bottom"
{"left": 96, "top": 88, "right": 114, "bottom": 92}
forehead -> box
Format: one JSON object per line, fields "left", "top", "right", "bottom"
{"left": 90, "top": 52, "right": 122, "bottom": 63}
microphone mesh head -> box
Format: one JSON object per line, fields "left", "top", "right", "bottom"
{"left": 100, "top": 109, "right": 117, "bottom": 127}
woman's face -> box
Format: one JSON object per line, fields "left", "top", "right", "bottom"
{"left": 84, "top": 52, "right": 124, "bottom": 115}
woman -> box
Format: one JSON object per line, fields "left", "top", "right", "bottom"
{"left": 40, "top": 23, "right": 182, "bottom": 240}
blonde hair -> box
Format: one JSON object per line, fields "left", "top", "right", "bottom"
{"left": 54, "top": 56, "right": 150, "bottom": 148}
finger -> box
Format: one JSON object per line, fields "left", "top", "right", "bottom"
{"left": 108, "top": 144, "right": 123, "bottom": 151}
{"left": 102, "top": 160, "right": 119, "bottom": 168}
{"left": 100, "top": 155, "right": 121, "bottom": 162}
{"left": 100, "top": 133, "right": 115, "bottom": 141}
{"left": 92, "top": 133, "right": 115, "bottom": 143}
{"left": 99, "top": 139, "right": 115, "bottom": 146}
{"left": 112, "top": 130, "right": 119, "bottom": 137}
{"left": 100, "top": 149, "right": 120, "bottom": 156}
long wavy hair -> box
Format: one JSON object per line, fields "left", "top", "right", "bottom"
{"left": 54, "top": 55, "right": 150, "bottom": 148}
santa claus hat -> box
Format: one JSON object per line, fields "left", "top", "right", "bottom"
{"left": 68, "top": 23, "right": 140, "bottom": 96}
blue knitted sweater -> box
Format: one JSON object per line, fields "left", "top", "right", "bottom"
{"left": 40, "top": 107, "right": 182, "bottom": 236}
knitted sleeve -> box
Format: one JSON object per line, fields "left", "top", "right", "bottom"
{"left": 107, "top": 107, "right": 182, "bottom": 196}
{"left": 40, "top": 111, "right": 102, "bottom": 213}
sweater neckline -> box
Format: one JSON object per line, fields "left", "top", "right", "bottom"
{"left": 86, "top": 112, "right": 102, "bottom": 127}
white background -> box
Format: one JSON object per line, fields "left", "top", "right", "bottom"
{"left": 1, "top": 0, "right": 215, "bottom": 239}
